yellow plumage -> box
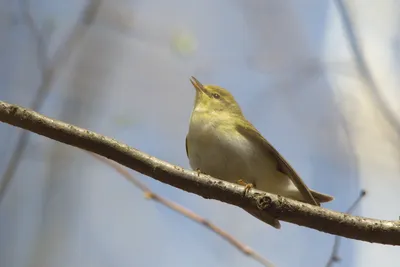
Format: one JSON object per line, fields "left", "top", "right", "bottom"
{"left": 186, "top": 77, "right": 333, "bottom": 228}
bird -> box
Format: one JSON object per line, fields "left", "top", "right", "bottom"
{"left": 185, "top": 76, "right": 334, "bottom": 228}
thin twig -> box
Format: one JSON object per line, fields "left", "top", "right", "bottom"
{"left": 0, "top": 101, "right": 399, "bottom": 244}
{"left": 90, "top": 153, "right": 275, "bottom": 267}
{"left": 0, "top": 0, "right": 103, "bottom": 204}
{"left": 334, "top": 0, "right": 400, "bottom": 135}
{"left": 325, "top": 190, "right": 367, "bottom": 267}
{"left": 20, "top": 0, "right": 47, "bottom": 70}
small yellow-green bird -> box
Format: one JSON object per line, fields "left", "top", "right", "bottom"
{"left": 185, "top": 76, "right": 334, "bottom": 228}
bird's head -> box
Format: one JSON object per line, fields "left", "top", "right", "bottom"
{"left": 190, "top": 76, "right": 243, "bottom": 116}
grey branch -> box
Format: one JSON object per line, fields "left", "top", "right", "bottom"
{"left": 0, "top": 100, "right": 399, "bottom": 245}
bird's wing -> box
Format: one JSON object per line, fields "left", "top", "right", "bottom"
{"left": 235, "top": 121, "right": 319, "bottom": 206}
{"left": 185, "top": 136, "right": 189, "bottom": 158}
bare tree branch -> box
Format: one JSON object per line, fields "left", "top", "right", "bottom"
{"left": 0, "top": 0, "right": 103, "bottom": 203}
{"left": 0, "top": 100, "right": 399, "bottom": 245}
{"left": 325, "top": 190, "right": 367, "bottom": 267}
{"left": 91, "top": 153, "right": 275, "bottom": 267}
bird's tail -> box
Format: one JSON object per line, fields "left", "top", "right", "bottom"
{"left": 244, "top": 208, "right": 281, "bottom": 229}
{"left": 311, "top": 190, "right": 334, "bottom": 204}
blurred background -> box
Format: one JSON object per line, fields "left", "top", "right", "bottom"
{"left": 1, "top": 0, "right": 400, "bottom": 266}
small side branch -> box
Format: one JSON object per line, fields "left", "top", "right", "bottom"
{"left": 91, "top": 153, "right": 274, "bottom": 267}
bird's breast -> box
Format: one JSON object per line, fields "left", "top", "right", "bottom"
{"left": 187, "top": 115, "right": 266, "bottom": 183}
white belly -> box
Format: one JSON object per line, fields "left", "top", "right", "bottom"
{"left": 188, "top": 126, "right": 259, "bottom": 183}
{"left": 186, "top": 116, "right": 292, "bottom": 195}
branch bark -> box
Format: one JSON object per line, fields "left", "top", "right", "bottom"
{"left": 0, "top": 100, "right": 399, "bottom": 245}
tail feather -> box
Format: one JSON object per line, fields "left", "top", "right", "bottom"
{"left": 311, "top": 190, "right": 334, "bottom": 204}
{"left": 245, "top": 208, "right": 281, "bottom": 229}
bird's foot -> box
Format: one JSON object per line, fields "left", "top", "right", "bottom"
{"left": 195, "top": 168, "right": 203, "bottom": 177}
{"left": 237, "top": 179, "right": 255, "bottom": 195}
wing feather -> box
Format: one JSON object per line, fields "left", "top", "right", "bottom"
{"left": 185, "top": 136, "right": 189, "bottom": 157}
{"left": 236, "top": 121, "right": 319, "bottom": 206}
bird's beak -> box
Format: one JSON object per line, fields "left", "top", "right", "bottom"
{"left": 190, "top": 76, "right": 206, "bottom": 94}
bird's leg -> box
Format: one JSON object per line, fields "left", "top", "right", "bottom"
{"left": 237, "top": 179, "right": 255, "bottom": 195}
{"left": 195, "top": 168, "right": 203, "bottom": 177}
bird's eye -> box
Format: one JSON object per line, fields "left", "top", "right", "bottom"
{"left": 212, "top": 93, "right": 220, "bottom": 99}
